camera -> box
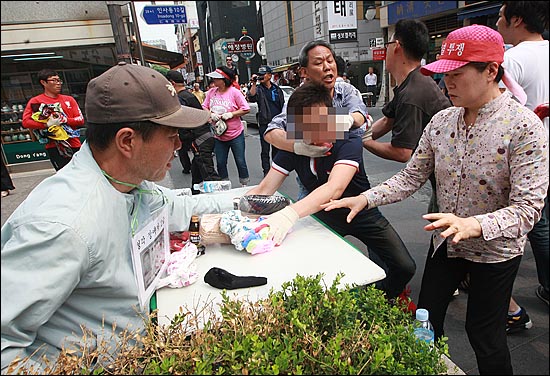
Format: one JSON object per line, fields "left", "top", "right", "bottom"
{"left": 256, "top": 75, "right": 264, "bottom": 85}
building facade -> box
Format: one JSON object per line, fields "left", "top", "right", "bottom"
{"left": 196, "top": 1, "right": 263, "bottom": 84}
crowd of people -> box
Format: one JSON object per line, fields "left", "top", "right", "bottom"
{"left": 1, "top": 2, "right": 548, "bottom": 374}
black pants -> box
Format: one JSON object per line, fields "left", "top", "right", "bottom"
{"left": 366, "top": 85, "right": 377, "bottom": 106}
{"left": 418, "top": 240, "right": 521, "bottom": 375}
{"left": 47, "top": 147, "right": 79, "bottom": 171}
{"left": 179, "top": 137, "right": 193, "bottom": 172}
{"left": 259, "top": 123, "right": 279, "bottom": 176}
{"left": 314, "top": 207, "right": 415, "bottom": 299}
{"left": 1, "top": 157, "right": 15, "bottom": 191}
{"left": 190, "top": 136, "right": 220, "bottom": 193}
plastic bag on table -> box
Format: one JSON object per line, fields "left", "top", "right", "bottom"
{"left": 238, "top": 195, "right": 291, "bottom": 215}
{"left": 157, "top": 242, "right": 199, "bottom": 288}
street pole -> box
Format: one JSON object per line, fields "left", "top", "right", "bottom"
{"left": 246, "top": 58, "right": 252, "bottom": 81}
{"left": 128, "top": 1, "right": 145, "bottom": 66}
{"left": 107, "top": 3, "right": 132, "bottom": 63}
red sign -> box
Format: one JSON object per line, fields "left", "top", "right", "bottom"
{"left": 226, "top": 41, "right": 254, "bottom": 54}
{"left": 373, "top": 49, "right": 386, "bottom": 61}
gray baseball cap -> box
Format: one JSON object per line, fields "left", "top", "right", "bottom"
{"left": 85, "top": 62, "right": 210, "bottom": 128}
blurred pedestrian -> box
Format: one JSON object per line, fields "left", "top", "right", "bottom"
{"left": 1, "top": 158, "right": 14, "bottom": 197}
{"left": 322, "top": 25, "right": 547, "bottom": 375}
{"left": 22, "top": 69, "right": 84, "bottom": 170}
{"left": 225, "top": 56, "right": 241, "bottom": 91}
{"left": 335, "top": 55, "right": 361, "bottom": 98}
{"left": 247, "top": 65, "right": 285, "bottom": 176}
{"left": 192, "top": 83, "right": 206, "bottom": 104}
{"left": 166, "top": 70, "right": 220, "bottom": 193}
{"left": 363, "top": 66, "right": 377, "bottom": 106}
{"left": 496, "top": 1, "right": 550, "bottom": 326}
{"left": 203, "top": 66, "right": 251, "bottom": 186}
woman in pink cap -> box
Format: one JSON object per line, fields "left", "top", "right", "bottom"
{"left": 322, "top": 24, "right": 548, "bottom": 374}
{"left": 203, "top": 66, "right": 251, "bottom": 186}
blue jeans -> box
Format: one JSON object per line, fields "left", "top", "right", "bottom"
{"left": 528, "top": 193, "right": 549, "bottom": 293}
{"left": 214, "top": 131, "right": 249, "bottom": 184}
{"left": 314, "top": 207, "right": 415, "bottom": 299}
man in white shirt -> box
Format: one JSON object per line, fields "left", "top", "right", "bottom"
{"left": 496, "top": 0, "right": 549, "bottom": 331}
{"left": 363, "top": 66, "right": 377, "bottom": 106}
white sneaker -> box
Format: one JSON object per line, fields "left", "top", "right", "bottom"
{"left": 453, "top": 288, "right": 459, "bottom": 296}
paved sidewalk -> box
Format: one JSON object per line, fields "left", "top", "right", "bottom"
{"left": 1, "top": 116, "right": 548, "bottom": 374}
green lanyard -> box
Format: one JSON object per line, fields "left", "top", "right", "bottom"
{"left": 101, "top": 170, "right": 166, "bottom": 236}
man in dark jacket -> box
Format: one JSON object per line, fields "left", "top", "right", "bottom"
{"left": 247, "top": 66, "right": 285, "bottom": 176}
{"left": 166, "top": 71, "right": 220, "bottom": 193}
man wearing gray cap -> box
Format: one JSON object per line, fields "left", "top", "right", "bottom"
{"left": 0, "top": 62, "right": 236, "bottom": 373}
{"left": 247, "top": 65, "right": 285, "bottom": 176}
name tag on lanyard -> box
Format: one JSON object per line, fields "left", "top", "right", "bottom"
{"left": 131, "top": 205, "right": 169, "bottom": 309}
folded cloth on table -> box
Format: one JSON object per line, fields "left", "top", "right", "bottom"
{"left": 219, "top": 210, "right": 275, "bottom": 254}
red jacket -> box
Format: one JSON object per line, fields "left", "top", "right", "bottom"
{"left": 22, "top": 93, "right": 84, "bottom": 149}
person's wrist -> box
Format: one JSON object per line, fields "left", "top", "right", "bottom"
{"left": 281, "top": 206, "right": 299, "bottom": 222}
{"left": 360, "top": 192, "right": 370, "bottom": 209}
{"left": 347, "top": 114, "right": 355, "bottom": 129}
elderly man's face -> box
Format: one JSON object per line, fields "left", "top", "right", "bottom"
{"left": 302, "top": 46, "right": 337, "bottom": 91}
{"left": 134, "top": 126, "right": 182, "bottom": 183}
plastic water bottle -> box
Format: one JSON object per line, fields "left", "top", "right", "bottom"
{"left": 193, "top": 180, "right": 232, "bottom": 193}
{"left": 413, "top": 308, "right": 434, "bottom": 346}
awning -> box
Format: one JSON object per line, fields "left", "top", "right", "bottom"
{"left": 137, "top": 43, "right": 185, "bottom": 69}
{"left": 457, "top": 3, "right": 502, "bottom": 21}
{"left": 272, "top": 62, "right": 299, "bottom": 73}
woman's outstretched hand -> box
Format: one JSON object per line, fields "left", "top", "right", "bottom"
{"left": 423, "top": 213, "right": 482, "bottom": 244}
{"left": 320, "top": 195, "right": 368, "bottom": 223}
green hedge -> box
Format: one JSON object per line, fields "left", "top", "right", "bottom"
{"left": 11, "top": 273, "right": 449, "bottom": 375}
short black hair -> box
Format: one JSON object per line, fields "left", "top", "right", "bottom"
{"left": 335, "top": 55, "right": 346, "bottom": 77}
{"left": 502, "top": 1, "right": 549, "bottom": 34}
{"left": 37, "top": 69, "right": 59, "bottom": 89}
{"left": 287, "top": 82, "right": 332, "bottom": 113}
{"left": 298, "top": 40, "right": 336, "bottom": 68}
{"left": 393, "top": 19, "right": 429, "bottom": 61}
{"left": 166, "top": 70, "right": 185, "bottom": 84}
{"left": 86, "top": 121, "right": 160, "bottom": 151}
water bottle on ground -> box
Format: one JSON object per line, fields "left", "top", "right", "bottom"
{"left": 413, "top": 308, "right": 434, "bottom": 346}
{"left": 193, "top": 180, "right": 232, "bottom": 193}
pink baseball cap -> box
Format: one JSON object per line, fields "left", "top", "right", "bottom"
{"left": 421, "top": 24, "right": 526, "bottom": 105}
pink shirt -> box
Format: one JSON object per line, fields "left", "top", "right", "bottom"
{"left": 203, "top": 86, "right": 250, "bottom": 141}
{"left": 364, "top": 92, "right": 549, "bottom": 263}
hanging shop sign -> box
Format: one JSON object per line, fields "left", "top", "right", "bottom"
{"left": 327, "top": 1, "right": 357, "bottom": 43}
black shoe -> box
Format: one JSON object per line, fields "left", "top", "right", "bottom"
{"left": 182, "top": 169, "right": 191, "bottom": 174}
{"left": 506, "top": 307, "right": 533, "bottom": 334}
{"left": 535, "top": 285, "right": 549, "bottom": 306}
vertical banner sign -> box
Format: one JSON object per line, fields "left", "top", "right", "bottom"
{"left": 313, "top": 1, "right": 324, "bottom": 40}
{"left": 327, "top": 1, "right": 357, "bottom": 43}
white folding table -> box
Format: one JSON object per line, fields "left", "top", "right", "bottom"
{"left": 155, "top": 204, "right": 386, "bottom": 328}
